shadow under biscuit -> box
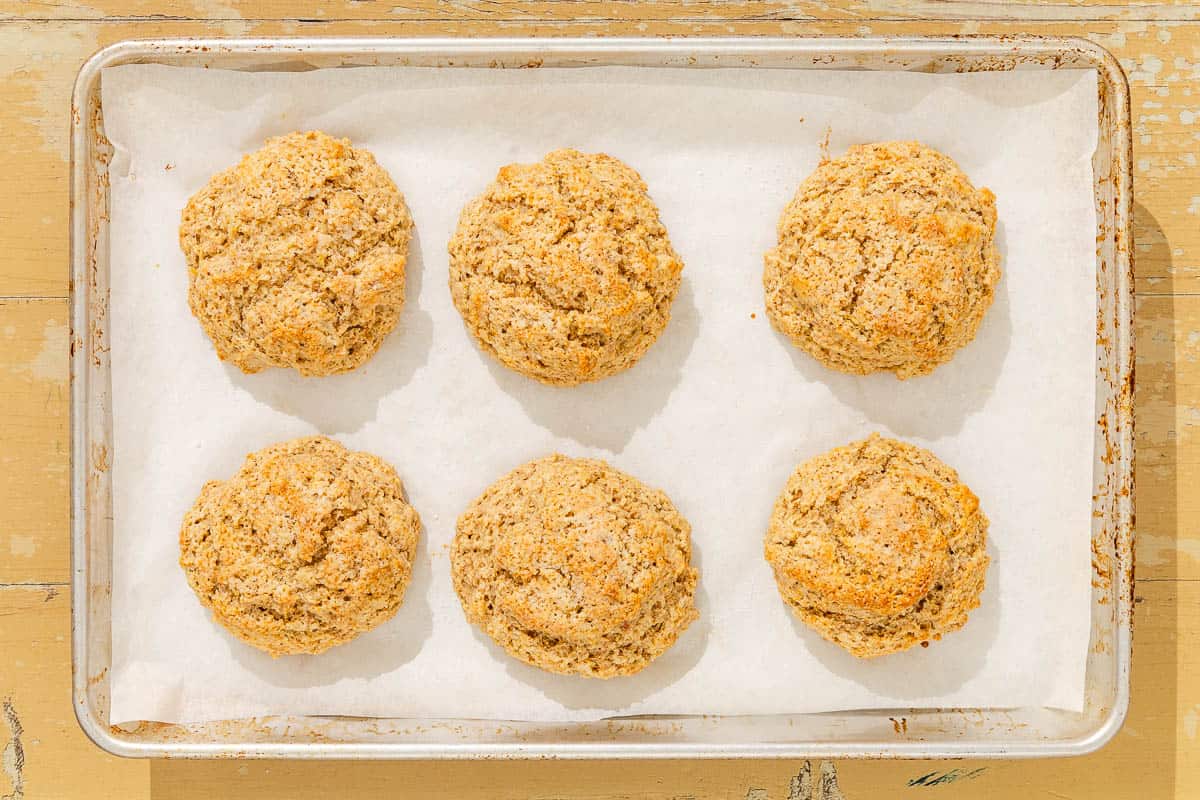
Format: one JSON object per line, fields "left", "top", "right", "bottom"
{"left": 792, "top": 535, "right": 1001, "bottom": 702}
{"left": 224, "top": 520, "right": 435, "bottom": 688}
{"left": 222, "top": 225, "right": 434, "bottom": 435}
{"left": 776, "top": 221, "right": 1012, "bottom": 440}
{"left": 468, "top": 537, "right": 711, "bottom": 713}
{"left": 480, "top": 278, "right": 700, "bottom": 454}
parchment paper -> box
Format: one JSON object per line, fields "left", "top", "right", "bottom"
{"left": 102, "top": 63, "right": 1098, "bottom": 724}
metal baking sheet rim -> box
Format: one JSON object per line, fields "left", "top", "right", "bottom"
{"left": 68, "top": 36, "right": 1134, "bottom": 761}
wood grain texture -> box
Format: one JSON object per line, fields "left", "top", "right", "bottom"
{"left": 1137, "top": 294, "right": 1197, "bottom": 580}
{"left": 0, "top": 587, "right": 147, "bottom": 800}
{"left": 0, "top": 299, "right": 69, "bottom": 584}
{"left": 6, "top": 0, "right": 1200, "bottom": 23}
{"left": 0, "top": 2, "right": 1194, "bottom": 798}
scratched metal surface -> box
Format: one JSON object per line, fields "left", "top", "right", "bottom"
{"left": 0, "top": 2, "right": 1194, "bottom": 798}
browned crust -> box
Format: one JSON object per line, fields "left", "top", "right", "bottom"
{"left": 764, "top": 141, "right": 1000, "bottom": 379}
{"left": 764, "top": 434, "right": 989, "bottom": 657}
{"left": 451, "top": 454, "right": 699, "bottom": 677}
{"left": 179, "top": 131, "right": 413, "bottom": 376}
{"left": 448, "top": 149, "right": 683, "bottom": 386}
{"left": 179, "top": 436, "right": 421, "bottom": 656}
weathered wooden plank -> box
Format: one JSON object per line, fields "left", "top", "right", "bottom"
{"left": 0, "top": 22, "right": 86, "bottom": 297}
{"left": 1125, "top": 24, "right": 1200, "bottom": 296}
{"left": 0, "top": 9, "right": 1195, "bottom": 799}
{"left": 0, "top": 586, "right": 148, "bottom": 800}
{"left": 1136, "top": 295, "right": 1200, "bottom": 581}
{"left": 0, "top": 299, "right": 69, "bottom": 584}
{"left": 4, "top": 0, "right": 1200, "bottom": 24}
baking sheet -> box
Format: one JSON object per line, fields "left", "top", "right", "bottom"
{"left": 101, "top": 63, "right": 1098, "bottom": 725}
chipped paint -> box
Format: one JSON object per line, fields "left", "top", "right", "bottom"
{"left": 3, "top": 24, "right": 99, "bottom": 161}
{"left": 1138, "top": 531, "right": 1200, "bottom": 566}
{"left": 7, "top": 319, "right": 66, "bottom": 382}
{"left": 189, "top": 0, "right": 254, "bottom": 36}
{"left": 1126, "top": 53, "right": 1163, "bottom": 82}
{"left": 788, "top": 761, "right": 844, "bottom": 800}
{"left": 7, "top": 537, "right": 36, "bottom": 559}
{"left": 1184, "top": 704, "right": 1200, "bottom": 740}
{"left": 1, "top": 699, "right": 24, "bottom": 800}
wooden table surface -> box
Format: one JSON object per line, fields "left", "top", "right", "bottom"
{"left": 1, "top": 2, "right": 1196, "bottom": 797}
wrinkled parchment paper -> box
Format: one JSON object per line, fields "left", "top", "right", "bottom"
{"left": 102, "top": 63, "right": 1098, "bottom": 723}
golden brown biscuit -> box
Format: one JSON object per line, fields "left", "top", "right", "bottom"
{"left": 180, "top": 131, "right": 413, "bottom": 376}
{"left": 448, "top": 149, "right": 683, "bottom": 386}
{"left": 764, "top": 141, "right": 1000, "bottom": 379}
{"left": 451, "top": 454, "right": 699, "bottom": 677}
{"left": 764, "top": 434, "right": 989, "bottom": 657}
{"left": 179, "top": 436, "right": 421, "bottom": 656}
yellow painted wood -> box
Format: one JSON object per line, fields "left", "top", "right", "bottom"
{"left": 0, "top": 587, "right": 148, "bottom": 800}
{"left": 0, "top": 3, "right": 1195, "bottom": 798}
{"left": 1136, "top": 295, "right": 1200, "bottom": 580}
{"left": 0, "top": 299, "right": 69, "bottom": 584}
{"left": 6, "top": 0, "right": 1200, "bottom": 23}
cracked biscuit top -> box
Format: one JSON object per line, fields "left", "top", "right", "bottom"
{"left": 179, "top": 131, "right": 413, "bottom": 377}
{"left": 451, "top": 454, "right": 699, "bottom": 677}
{"left": 448, "top": 149, "right": 683, "bottom": 386}
{"left": 763, "top": 141, "right": 1000, "bottom": 379}
{"left": 764, "top": 434, "right": 989, "bottom": 658}
{"left": 179, "top": 436, "right": 421, "bottom": 656}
